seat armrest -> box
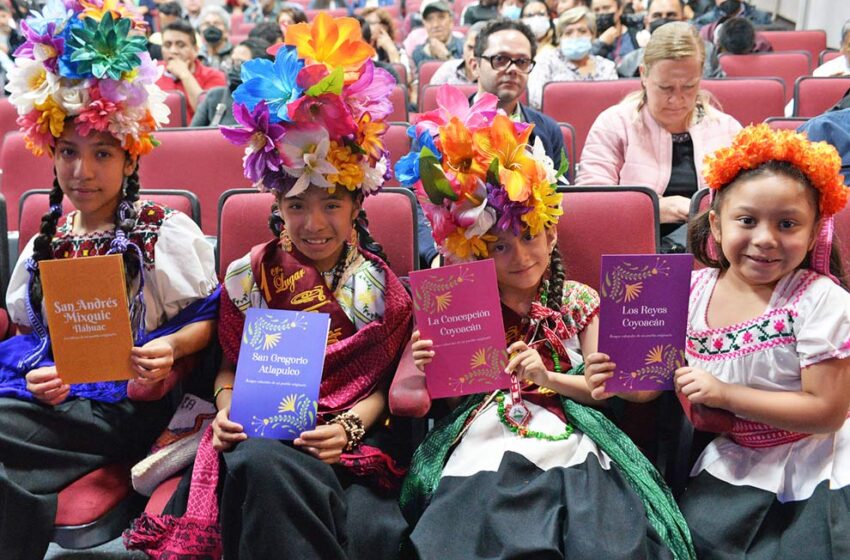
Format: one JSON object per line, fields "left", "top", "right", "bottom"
{"left": 127, "top": 354, "right": 198, "bottom": 401}
{"left": 388, "top": 340, "right": 432, "bottom": 418}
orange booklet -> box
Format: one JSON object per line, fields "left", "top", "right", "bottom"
{"left": 40, "top": 254, "right": 135, "bottom": 384}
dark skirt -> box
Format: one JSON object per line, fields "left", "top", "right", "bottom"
{"left": 680, "top": 471, "right": 850, "bottom": 560}
{"left": 0, "top": 396, "right": 173, "bottom": 560}
{"left": 165, "top": 438, "right": 407, "bottom": 560}
{"left": 409, "top": 451, "right": 674, "bottom": 560}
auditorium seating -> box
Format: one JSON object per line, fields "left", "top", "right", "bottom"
{"left": 793, "top": 76, "right": 850, "bottom": 117}
{"left": 718, "top": 51, "right": 812, "bottom": 102}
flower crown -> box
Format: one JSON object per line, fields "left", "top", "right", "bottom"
{"left": 222, "top": 13, "right": 396, "bottom": 198}
{"left": 704, "top": 124, "right": 849, "bottom": 216}
{"left": 6, "top": 0, "right": 169, "bottom": 157}
{"left": 395, "top": 85, "right": 565, "bottom": 260}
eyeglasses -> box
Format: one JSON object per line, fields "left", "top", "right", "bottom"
{"left": 479, "top": 54, "right": 536, "bottom": 73}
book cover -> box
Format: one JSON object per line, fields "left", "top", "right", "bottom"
{"left": 230, "top": 308, "right": 330, "bottom": 440}
{"left": 410, "top": 259, "right": 508, "bottom": 398}
{"left": 40, "top": 254, "right": 134, "bottom": 384}
{"left": 598, "top": 254, "right": 692, "bottom": 392}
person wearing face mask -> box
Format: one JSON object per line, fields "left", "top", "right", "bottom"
{"left": 692, "top": 0, "right": 771, "bottom": 29}
{"left": 498, "top": 0, "right": 525, "bottom": 21}
{"left": 616, "top": 0, "right": 723, "bottom": 78}
{"left": 590, "top": 0, "right": 639, "bottom": 62}
{"left": 527, "top": 7, "right": 617, "bottom": 109}
{"left": 522, "top": 0, "right": 557, "bottom": 54}
{"left": 198, "top": 6, "right": 235, "bottom": 73}
{"left": 191, "top": 38, "right": 273, "bottom": 127}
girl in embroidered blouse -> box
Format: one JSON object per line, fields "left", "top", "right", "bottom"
{"left": 126, "top": 15, "right": 414, "bottom": 560}
{"left": 673, "top": 125, "right": 850, "bottom": 558}
{"left": 0, "top": 5, "right": 219, "bottom": 558}
{"left": 396, "top": 85, "right": 694, "bottom": 560}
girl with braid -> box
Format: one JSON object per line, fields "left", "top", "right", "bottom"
{"left": 125, "top": 14, "right": 413, "bottom": 560}
{"left": 396, "top": 85, "right": 695, "bottom": 560}
{"left": 0, "top": 3, "right": 218, "bottom": 558}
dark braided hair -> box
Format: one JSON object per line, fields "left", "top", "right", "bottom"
{"left": 545, "top": 240, "right": 567, "bottom": 312}
{"left": 117, "top": 163, "right": 142, "bottom": 281}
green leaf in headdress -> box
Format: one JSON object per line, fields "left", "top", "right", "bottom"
{"left": 305, "top": 67, "right": 345, "bottom": 97}
{"left": 486, "top": 157, "right": 500, "bottom": 187}
{"left": 420, "top": 146, "right": 457, "bottom": 204}
{"left": 68, "top": 13, "right": 146, "bottom": 80}
{"left": 556, "top": 148, "right": 569, "bottom": 181}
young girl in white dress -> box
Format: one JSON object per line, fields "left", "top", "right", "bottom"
{"left": 676, "top": 124, "right": 850, "bottom": 559}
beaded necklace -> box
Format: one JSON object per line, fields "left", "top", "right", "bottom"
{"left": 497, "top": 279, "right": 575, "bottom": 441}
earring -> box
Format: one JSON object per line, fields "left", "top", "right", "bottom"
{"left": 280, "top": 226, "right": 293, "bottom": 253}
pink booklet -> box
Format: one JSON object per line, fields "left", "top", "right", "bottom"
{"left": 598, "top": 254, "right": 692, "bottom": 392}
{"left": 410, "top": 259, "right": 508, "bottom": 398}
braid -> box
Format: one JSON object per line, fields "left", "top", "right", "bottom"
{"left": 116, "top": 163, "right": 142, "bottom": 282}
{"left": 268, "top": 201, "right": 284, "bottom": 237}
{"left": 28, "top": 171, "right": 65, "bottom": 310}
{"left": 355, "top": 208, "right": 388, "bottom": 263}
{"left": 546, "top": 241, "right": 567, "bottom": 312}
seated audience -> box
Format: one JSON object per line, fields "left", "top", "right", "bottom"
{"left": 148, "top": 1, "right": 184, "bottom": 60}
{"left": 429, "top": 22, "right": 486, "bottom": 86}
{"left": 277, "top": 6, "right": 308, "bottom": 36}
{"left": 156, "top": 20, "right": 227, "bottom": 122}
{"left": 528, "top": 7, "right": 618, "bottom": 109}
{"left": 591, "top": 0, "right": 639, "bottom": 61}
{"left": 249, "top": 21, "right": 284, "bottom": 45}
{"left": 578, "top": 21, "right": 741, "bottom": 250}
{"left": 693, "top": 0, "right": 771, "bottom": 28}
{"left": 198, "top": 5, "right": 235, "bottom": 71}
{"left": 462, "top": 0, "right": 499, "bottom": 25}
{"left": 712, "top": 15, "right": 771, "bottom": 53}
{"left": 522, "top": 0, "right": 559, "bottom": 55}
{"left": 617, "top": 0, "right": 723, "bottom": 77}
{"left": 362, "top": 7, "right": 412, "bottom": 77}
{"left": 413, "top": 0, "right": 464, "bottom": 68}
{"left": 814, "top": 20, "right": 850, "bottom": 77}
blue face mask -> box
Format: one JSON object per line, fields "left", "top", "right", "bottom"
{"left": 500, "top": 4, "right": 522, "bottom": 20}
{"left": 560, "top": 37, "right": 592, "bottom": 61}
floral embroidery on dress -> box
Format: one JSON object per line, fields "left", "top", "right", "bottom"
{"left": 561, "top": 281, "right": 600, "bottom": 339}
{"left": 687, "top": 308, "right": 797, "bottom": 360}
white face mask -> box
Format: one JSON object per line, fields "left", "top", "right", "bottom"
{"left": 523, "top": 15, "right": 550, "bottom": 40}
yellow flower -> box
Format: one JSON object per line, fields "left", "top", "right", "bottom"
{"left": 473, "top": 114, "right": 535, "bottom": 202}
{"left": 445, "top": 227, "right": 494, "bottom": 259}
{"left": 521, "top": 179, "right": 562, "bottom": 234}
{"left": 284, "top": 13, "right": 375, "bottom": 81}
{"left": 440, "top": 116, "right": 485, "bottom": 194}
{"left": 356, "top": 112, "right": 387, "bottom": 161}
{"left": 327, "top": 141, "right": 364, "bottom": 191}
{"left": 34, "top": 98, "right": 65, "bottom": 138}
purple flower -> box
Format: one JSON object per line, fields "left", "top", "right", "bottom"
{"left": 14, "top": 20, "right": 65, "bottom": 73}
{"left": 486, "top": 182, "right": 531, "bottom": 236}
{"left": 343, "top": 59, "right": 396, "bottom": 121}
{"left": 221, "top": 101, "right": 286, "bottom": 183}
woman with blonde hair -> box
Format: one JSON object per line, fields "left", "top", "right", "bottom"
{"left": 528, "top": 6, "right": 618, "bottom": 109}
{"left": 577, "top": 21, "right": 740, "bottom": 250}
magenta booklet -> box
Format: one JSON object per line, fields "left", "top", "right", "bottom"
{"left": 230, "top": 308, "right": 330, "bottom": 440}
{"left": 598, "top": 254, "right": 692, "bottom": 392}
{"left": 410, "top": 259, "right": 508, "bottom": 398}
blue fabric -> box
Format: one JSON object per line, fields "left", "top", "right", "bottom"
{"left": 0, "top": 285, "right": 221, "bottom": 403}
{"left": 521, "top": 103, "right": 566, "bottom": 172}
{"left": 799, "top": 109, "right": 850, "bottom": 186}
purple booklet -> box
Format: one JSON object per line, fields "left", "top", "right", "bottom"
{"left": 410, "top": 259, "right": 509, "bottom": 398}
{"left": 598, "top": 254, "right": 692, "bottom": 392}
{"left": 230, "top": 308, "right": 330, "bottom": 440}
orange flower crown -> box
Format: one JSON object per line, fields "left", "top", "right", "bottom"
{"left": 703, "top": 124, "right": 848, "bottom": 216}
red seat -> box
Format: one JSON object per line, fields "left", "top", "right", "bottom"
{"left": 163, "top": 91, "right": 188, "bottom": 128}
{"left": 0, "top": 132, "right": 55, "bottom": 230}
{"left": 139, "top": 127, "right": 252, "bottom": 235}
{"left": 388, "top": 85, "right": 409, "bottom": 122}
{"left": 793, "top": 76, "right": 850, "bottom": 117}
{"left": 0, "top": 193, "right": 8, "bottom": 316}
{"left": 217, "top": 187, "right": 419, "bottom": 279}
{"left": 144, "top": 476, "right": 182, "bottom": 515}
{"left": 420, "top": 83, "right": 529, "bottom": 112}
{"left": 391, "top": 62, "right": 408, "bottom": 85}
{"left": 417, "top": 60, "right": 444, "bottom": 101}
{"left": 759, "top": 30, "right": 826, "bottom": 67}
{"left": 764, "top": 116, "right": 809, "bottom": 131}
{"left": 305, "top": 7, "right": 348, "bottom": 19}
{"left": 0, "top": 98, "right": 20, "bottom": 151}
{"left": 17, "top": 189, "right": 202, "bottom": 252}
{"left": 718, "top": 51, "right": 812, "bottom": 102}
{"left": 541, "top": 79, "right": 642, "bottom": 159}
{"left": 558, "top": 122, "right": 577, "bottom": 183}
{"left": 819, "top": 49, "right": 843, "bottom": 66}
{"left": 701, "top": 77, "right": 786, "bottom": 125}
{"left": 384, "top": 122, "right": 412, "bottom": 187}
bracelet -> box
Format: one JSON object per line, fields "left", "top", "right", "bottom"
{"left": 213, "top": 385, "right": 233, "bottom": 401}
{"left": 329, "top": 410, "right": 365, "bottom": 451}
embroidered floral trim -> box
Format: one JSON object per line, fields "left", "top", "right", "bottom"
{"left": 562, "top": 280, "right": 600, "bottom": 338}
{"left": 687, "top": 309, "right": 797, "bottom": 360}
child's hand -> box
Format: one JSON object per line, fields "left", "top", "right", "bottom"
{"left": 294, "top": 424, "right": 348, "bottom": 464}
{"left": 411, "top": 330, "right": 435, "bottom": 372}
{"left": 675, "top": 366, "right": 727, "bottom": 408}
{"left": 584, "top": 352, "right": 616, "bottom": 400}
{"left": 131, "top": 338, "right": 175, "bottom": 385}
{"left": 506, "top": 341, "right": 549, "bottom": 387}
{"left": 26, "top": 366, "right": 70, "bottom": 405}
{"left": 211, "top": 406, "right": 247, "bottom": 452}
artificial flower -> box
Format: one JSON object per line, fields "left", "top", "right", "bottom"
{"left": 395, "top": 128, "right": 440, "bottom": 186}
{"left": 343, "top": 60, "right": 395, "bottom": 121}
{"left": 453, "top": 180, "right": 496, "bottom": 239}
{"left": 6, "top": 57, "right": 60, "bottom": 114}
{"left": 144, "top": 82, "right": 170, "bottom": 127}
{"left": 221, "top": 101, "right": 286, "bottom": 183}
{"left": 440, "top": 116, "right": 484, "bottom": 194}
{"left": 356, "top": 112, "right": 388, "bottom": 161}
{"left": 79, "top": 0, "right": 145, "bottom": 28}
{"left": 235, "top": 45, "right": 304, "bottom": 122}
{"left": 279, "top": 125, "right": 337, "bottom": 196}
{"left": 76, "top": 85, "right": 118, "bottom": 135}
{"left": 66, "top": 12, "right": 146, "bottom": 79}
{"left": 54, "top": 79, "right": 91, "bottom": 114}
{"left": 34, "top": 97, "right": 66, "bottom": 138}
{"left": 284, "top": 13, "right": 374, "bottom": 81}
{"left": 15, "top": 20, "right": 65, "bottom": 73}
{"left": 521, "top": 180, "right": 563, "bottom": 234}
{"left": 287, "top": 92, "right": 357, "bottom": 140}
{"left": 99, "top": 51, "right": 159, "bottom": 105}
{"left": 445, "top": 227, "right": 493, "bottom": 260}
{"left": 486, "top": 181, "right": 532, "bottom": 236}
{"left": 25, "top": 0, "right": 73, "bottom": 34}
{"left": 326, "top": 140, "right": 364, "bottom": 191}
{"left": 415, "top": 86, "right": 499, "bottom": 138}
{"left": 473, "top": 114, "right": 536, "bottom": 201}
{"left": 17, "top": 109, "right": 54, "bottom": 156}
{"left": 531, "top": 136, "right": 559, "bottom": 185}
{"left": 361, "top": 157, "right": 388, "bottom": 194}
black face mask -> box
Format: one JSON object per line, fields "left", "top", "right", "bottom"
{"left": 649, "top": 17, "right": 674, "bottom": 34}
{"left": 719, "top": 0, "right": 741, "bottom": 17}
{"left": 595, "top": 12, "right": 617, "bottom": 35}
{"left": 227, "top": 66, "right": 242, "bottom": 93}
{"left": 202, "top": 26, "right": 223, "bottom": 44}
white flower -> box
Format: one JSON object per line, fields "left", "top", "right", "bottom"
{"left": 464, "top": 206, "right": 497, "bottom": 239}
{"left": 532, "top": 136, "right": 558, "bottom": 185}
{"left": 280, "top": 127, "right": 338, "bottom": 197}
{"left": 107, "top": 104, "right": 146, "bottom": 141}
{"left": 144, "top": 83, "right": 171, "bottom": 128}
{"left": 54, "top": 81, "right": 90, "bottom": 115}
{"left": 361, "top": 156, "right": 388, "bottom": 194}
{"left": 6, "top": 58, "right": 59, "bottom": 114}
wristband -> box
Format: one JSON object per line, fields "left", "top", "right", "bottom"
{"left": 213, "top": 385, "right": 233, "bottom": 401}
{"left": 329, "top": 410, "right": 365, "bottom": 451}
